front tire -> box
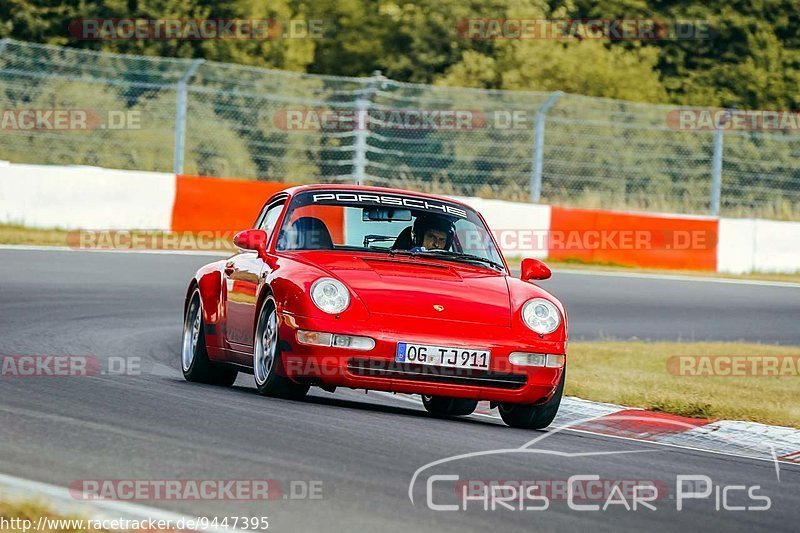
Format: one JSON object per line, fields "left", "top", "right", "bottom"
{"left": 182, "top": 289, "right": 238, "bottom": 386}
{"left": 253, "top": 297, "right": 309, "bottom": 400}
{"left": 498, "top": 369, "right": 565, "bottom": 429}
{"left": 422, "top": 395, "right": 478, "bottom": 417}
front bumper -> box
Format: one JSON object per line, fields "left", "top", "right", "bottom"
{"left": 278, "top": 312, "right": 566, "bottom": 404}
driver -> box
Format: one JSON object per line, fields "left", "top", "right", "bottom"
{"left": 410, "top": 214, "right": 454, "bottom": 251}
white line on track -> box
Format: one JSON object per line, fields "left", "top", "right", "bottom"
{"left": 0, "top": 472, "right": 246, "bottom": 533}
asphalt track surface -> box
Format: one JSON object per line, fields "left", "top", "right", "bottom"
{"left": 0, "top": 248, "right": 798, "bottom": 532}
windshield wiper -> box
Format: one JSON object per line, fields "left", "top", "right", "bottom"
{"left": 387, "top": 249, "right": 420, "bottom": 257}
{"left": 415, "top": 249, "right": 505, "bottom": 271}
{"left": 386, "top": 248, "right": 504, "bottom": 271}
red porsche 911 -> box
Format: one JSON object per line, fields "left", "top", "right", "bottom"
{"left": 181, "top": 185, "right": 567, "bottom": 429}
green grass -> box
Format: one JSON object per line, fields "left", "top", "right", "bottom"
{"left": 0, "top": 498, "right": 108, "bottom": 533}
{"left": 567, "top": 341, "right": 800, "bottom": 428}
{"left": 0, "top": 224, "right": 235, "bottom": 252}
{"left": 0, "top": 224, "right": 72, "bottom": 247}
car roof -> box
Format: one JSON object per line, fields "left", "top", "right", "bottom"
{"left": 277, "top": 183, "right": 473, "bottom": 209}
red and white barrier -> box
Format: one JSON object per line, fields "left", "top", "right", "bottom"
{"left": 717, "top": 218, "right": 800, "bottom": 274}
{"left": 1, "top": 162, "right": 798, "bottom": 274}
{"left": 546, "top": 206, "right": 718, "bottom": 271}
{"left": 453, "top": 196, "right": 550, "bottom": 260}
{"left": 0, "top": 162, "right": 174, "bottom": 230}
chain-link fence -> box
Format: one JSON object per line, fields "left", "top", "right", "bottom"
{"left": 1, "top": 39, "right": 799, "bottom": 219}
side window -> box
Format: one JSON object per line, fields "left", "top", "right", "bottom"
{"left": 258, "top": 201, "right": 285, "bottom": 238}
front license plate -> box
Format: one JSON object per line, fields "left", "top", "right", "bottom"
{"left": 395, "top": 342, "right": 490, "bottom": 370}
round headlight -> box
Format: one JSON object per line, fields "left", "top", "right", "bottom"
{"left": 310, "top": 278, "right": 350, "bottom": 314}
{"left": 521, "top": 298, "right": 561, "bottom": 335}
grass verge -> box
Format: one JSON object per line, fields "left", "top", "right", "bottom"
{"left": 0, "top": 225, "right": 72, "bottom": 247}
{"left": 0, "top": 499, "right": 106, "bottom": 533}
{"left": 0, "top": 225, "right": 235, "bottom": 252}
{"left": 567, "top": 341, "right": 800, "bottom": 428}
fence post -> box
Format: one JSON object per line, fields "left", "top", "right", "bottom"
{"left": 710, "top": 110, "right": 729, "bottom": 216}
{"left": 530, "top": 91, "right": 563, "bottom": 203}
{"left": 353, "top": 70, "right": 384, "bottom": 185}
{"left": 0, "top": 38, "right": 10, "bottom": 56}
{"left": 173, "top": 58, "right": 204, "bottom": 175}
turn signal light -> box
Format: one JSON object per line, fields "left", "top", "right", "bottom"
{"left": 509, "top": 352, "right": 565, "bottom": 367}
{"left": 297, "top": 330, "right": 375, "bottom": 351}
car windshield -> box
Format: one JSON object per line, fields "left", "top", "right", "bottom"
{"left": 276, "top": 190, "right": 506, "bottom": 272}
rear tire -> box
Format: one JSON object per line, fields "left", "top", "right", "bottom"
{"left": 498, "top": 368, "right": 565, "bottom": 429}
{"left": 182, "top": 289, "right": 238, "bottom": 386}
{"left": 253, "top": 297, "right": 309, "bottom": 400}
{"left": 422, "top": 395, "right": 478, "bottom": 417}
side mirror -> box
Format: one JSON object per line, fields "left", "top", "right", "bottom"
{"left": 233, "top": 229, "right": 268, "bottom": 256}
{"left": 520, "top": 258, "right": 551, "bottom": 281}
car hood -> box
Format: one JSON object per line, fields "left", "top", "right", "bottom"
{"left": 302, "top": 252, "right": 512, "bottom": 326}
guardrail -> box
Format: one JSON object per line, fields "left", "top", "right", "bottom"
{"left": 2, "top": 161, "right": 798, "bottom": 273}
